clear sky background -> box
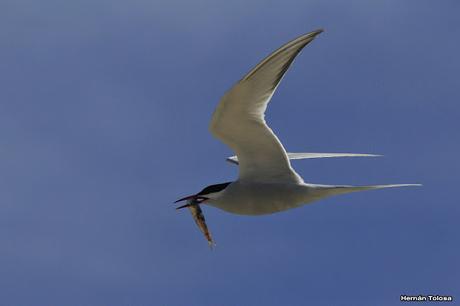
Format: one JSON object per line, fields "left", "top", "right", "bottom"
{"left": 1, "top": 0, "right": 459, "bottom": 305}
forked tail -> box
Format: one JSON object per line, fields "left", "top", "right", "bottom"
{"left": 311, "top": 183, "right": 422, "bottom": 197}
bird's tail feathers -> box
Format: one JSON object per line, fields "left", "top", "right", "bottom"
{"left": 312, "top": 183, "right": 422, "bottom": 197}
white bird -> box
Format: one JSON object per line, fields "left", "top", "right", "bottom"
{"left": 176, "top": 29, "right": 420, "bottom": 217}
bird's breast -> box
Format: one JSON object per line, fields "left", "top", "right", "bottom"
{"left": 207, "top": 181, "right": 313, "bottom": 215}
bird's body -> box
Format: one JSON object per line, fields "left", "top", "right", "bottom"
{"left": 176, "top": 29, "right": 420, "bottom": 237}
{"left": 208, "top": 181, "right": 308, "bottom": 215}
{"left": 206, "top": 181, "right": 417, "bottom": 215}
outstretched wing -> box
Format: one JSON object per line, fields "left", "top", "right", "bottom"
{"left": 210, "top": 30, "right": 323, "bottom": 182}
{"left": 226, "top": 152, "right": 381, "bottom": 165}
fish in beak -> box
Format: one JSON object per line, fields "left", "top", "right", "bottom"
{"left": 175, "top": 197, "right": 215, "bottom": 248}
{"left": 174, "top": 195, "right": 208, "bottom": 209}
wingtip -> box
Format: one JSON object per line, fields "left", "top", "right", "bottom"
{"left": 300, "top": 29, "right": 324, "bottom": 41}
{"left": 367, "top": 153, "right": 383, "bottom": 157}
{"left": 314, "top": 28, "right": 325, "bottom": 34}
{"left": 380, "top": 183, "right": 423, "bottom": 188}
{"left": 310, "top": 28, "right": 324, "bottom": 37}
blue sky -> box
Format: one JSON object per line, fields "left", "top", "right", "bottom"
{"left": 1, "top": 0, "right": 459, "bottom": 305}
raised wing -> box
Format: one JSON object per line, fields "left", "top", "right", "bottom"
{"left": 210, "top": 30, "right": 323, "bottom": 182}
{"left": 226, "top": 152, "right": 381, "bottom": 165}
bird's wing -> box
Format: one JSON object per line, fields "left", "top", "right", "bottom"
{"left": 210, "top": 29, "right": 323, "bottom": 182}
{"left": 226, "top": 152, "right": 381, "bottom": 165}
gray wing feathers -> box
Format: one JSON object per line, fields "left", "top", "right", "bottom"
{"left": 210, "top": 30, "right": 323, "bottom": 182}
{"left": 226, "top": 152, "right": 381, "bottom": 165}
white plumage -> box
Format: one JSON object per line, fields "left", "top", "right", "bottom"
{"left": 176, "top": 29, "right": 420, "bottom": 218}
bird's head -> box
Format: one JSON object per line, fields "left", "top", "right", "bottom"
{"left": 175, "top": 182, "right": 231, "bottom": 209}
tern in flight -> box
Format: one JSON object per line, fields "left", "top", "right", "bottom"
{"left": 175, "top": 29, "right": 419, "bottom": 243}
